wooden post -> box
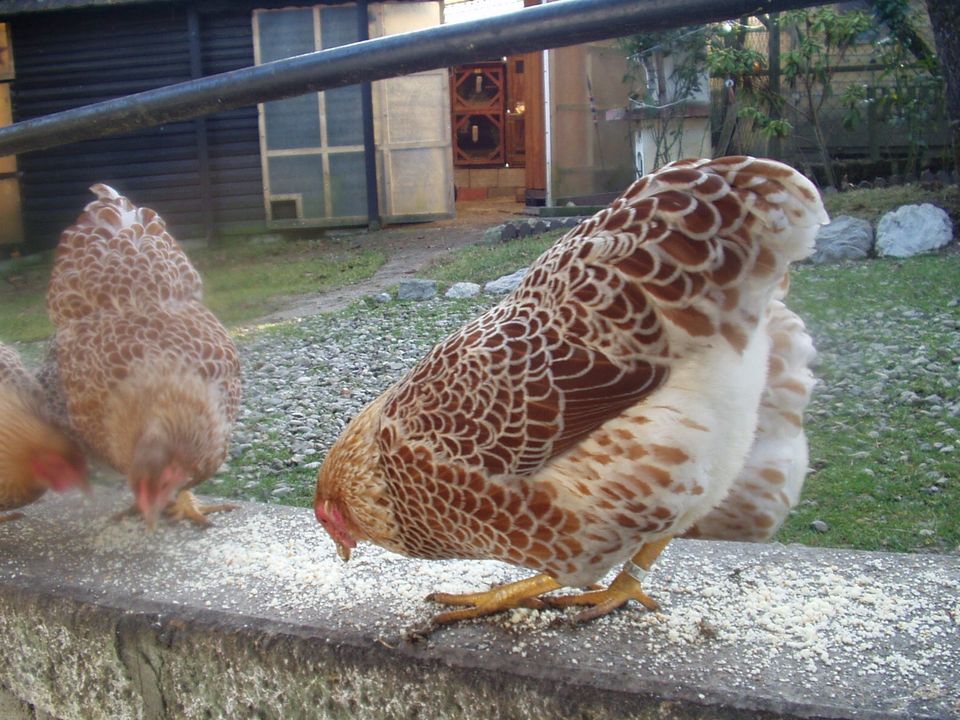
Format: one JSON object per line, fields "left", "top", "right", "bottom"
{"left": 0, "top": 85, "right": 23, "bottom": 250}
{"left": 522, "top": 0, "right": 546, "bottom": 202}
{"left": 358, "top": 0, "right": 381, "bottom": 230}
{"left": 0, "top": 23, "right": 22, "bottom": 251}
{"left": 767, "top": 13, "right": 782, "bottom": 159}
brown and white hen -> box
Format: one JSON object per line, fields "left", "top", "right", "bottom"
{"left": 47, "top": 185, "right": 241, "bottom": 527}
{"left": 0, "top": 342, "right": 87, "bottom": 521}
{"left": 314, "top": 156, "right": 827, "bottom": 625}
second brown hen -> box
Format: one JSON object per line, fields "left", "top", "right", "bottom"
{"left": 315, "top": 156, "right": 828, "bottom": 625}
{"left": 0, "top": 343, "right": 87, "bottom": 521}
{"left": 47, "top": 185, "right": 241, "bottom": 527}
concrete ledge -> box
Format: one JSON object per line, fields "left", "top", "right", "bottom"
{"left": 0, "top": 488, "right": 957, "bottom": 719}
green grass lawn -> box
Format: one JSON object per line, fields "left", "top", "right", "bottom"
{"left": 780, "top": 255, "right": 959, "bottom": 553}
{"left": 0, "top": 252, "right": 55, "bottom": 342}
{"left": 421, "top": 230, "right": 561, "bottom": 288}
{"left": 822, "top": 183, "right": 960, "bottom": 224}
{"left": 192, "top": 239, "right": 385, "bottom": 326}
{"left": 0, "top": 238, "right": 386, "bottom": 343}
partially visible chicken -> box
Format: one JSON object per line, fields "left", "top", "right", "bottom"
{"left": 0, "top": 342, "right": 87, "bottom": 520}
{"left": 314, "top": 156, "right": 828, "bottom": 626}
{"left": 685, "top": 292, "right": 816, "bottom": 541}
{"left": 47, "top": 185, "right": 241, "bottom": 527}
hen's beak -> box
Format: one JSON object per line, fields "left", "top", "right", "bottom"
{"left": 316, "top": 499, "right": 355, "bottom": 561}
{"left": 137, "top": 482, "right": 159, "bottom": 532}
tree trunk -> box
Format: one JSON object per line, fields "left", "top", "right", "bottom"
{"left": 925, "top": 1, "right": 960, "bottom": 172}
{"left": 804, "top": 79, "right": 836, "bottom": 188}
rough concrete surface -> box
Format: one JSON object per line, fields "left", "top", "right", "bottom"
{"left": 0, "top": 488, "right": 957, "bottom": 719}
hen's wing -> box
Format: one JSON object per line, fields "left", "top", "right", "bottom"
{"left": 376, "top": 157, "right": 825, "bottom": 558}
{"left": 387, "top": 158, "right": 821, "bottom": 476}
{"left": 685, "top": 297, "right": 816, "bottom": 541}
{"left": 385, "top": 252, "right": 667, "bottom": 480}
{"left": 47, "top": 184, "right": 203, "bottom": 324}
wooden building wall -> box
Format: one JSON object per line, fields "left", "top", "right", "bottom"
{"left": 200, "top": 9, "right": 265, "bottom": 236}
{"left": 7, "top": 2, "right": 265, "bottom": 252}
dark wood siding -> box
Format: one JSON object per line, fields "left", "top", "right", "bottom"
{"left": 9, "top": 2, "right": 265, "bottom": 251}
{"left": 201, "top": 8, "right": 264, "bottom": 231}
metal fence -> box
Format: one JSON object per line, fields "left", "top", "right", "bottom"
{"left": 0, "top": 0, "right": 831, "bottom": 158}
{"left": 706, "top": 20, "right": 949, "bottom": 180}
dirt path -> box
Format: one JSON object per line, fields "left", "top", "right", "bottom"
{"left": 258, "top": 199, "right": 523, "bottom": 323}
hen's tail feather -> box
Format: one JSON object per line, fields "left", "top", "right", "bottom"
{"left": 47, "top": 184, "right": 204, "bottom": 324}
{"left": 544, "top": 156, "right": 827, "bottom": 358}
{"left": 685, "top": 298, "right": 816, "bottom": 541}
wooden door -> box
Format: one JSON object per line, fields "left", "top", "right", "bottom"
{"left": 0, "top": 23, "right": 23, "bottom": 251}
{"left": 521, "top": 0, "right": 546, "bottom": 196}
{"left": 254, "top": 6, "right": 367, "bottom": 227}
{"left": 450, "top": 62, "right": 506, "bottom": 167}
{"left": 370, "top": 2, "right": 453, "bottom": 222}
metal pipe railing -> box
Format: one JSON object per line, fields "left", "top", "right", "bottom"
{"left": 0, "top": 0, "right": 826, "bottom": 157}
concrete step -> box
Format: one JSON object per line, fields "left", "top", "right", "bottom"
{"left": 0, "top": 487, "right": 957, "bottom": 719}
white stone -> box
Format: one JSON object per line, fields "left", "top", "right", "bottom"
{"left": 875, "top": 204, "right": 953, "bottom": 258}
{"left": 484, "top": 268, "right": 527, "bottom": 294}
{"left": 396, "top": 279, "right": 437, "bottom": 301}
{"left": 811, "top": 215, "right": 874, "bottom": 264}
{"left": 444, "top": 282, "right": 481, "bottom": 299}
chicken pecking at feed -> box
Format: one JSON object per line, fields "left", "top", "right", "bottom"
{"left": 314, "top": 156, "right": 828, "bottom": 625}
{"left": 0, "top": 342, "right": 87, "bottom": 521}
{"left": 46, "top": 185, "right": 241, "bottom": 528}
{"left": 684, "top": 291, "right": 816, "bottom": 542}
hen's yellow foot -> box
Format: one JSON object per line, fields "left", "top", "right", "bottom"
{"left": 427, "top": 573, "right": 562, "bottom": 624}
{"left": 166, "top": 490, "right": 238, "bottom": 527}
{"left": 545, "top": 538, "right": 671, "bottom": 622}
{"left": 545, "top": 569, "right": 660, "bottom": 622}
{"left": 113, "top": 491, "right": 238, "bottom": 528}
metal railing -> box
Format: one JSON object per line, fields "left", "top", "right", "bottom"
{"left": 0, "top": 0, "right": 827, "bottom": 157}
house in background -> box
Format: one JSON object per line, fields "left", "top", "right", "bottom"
{"left": 255, "top": 3, "right": 453, "bottom": 230}
{"left": 447, "top": 0, "right": 638, "bottom": 207}
{"left": 0, "top": 0, "right": 642, "bottom": 256}
{"left": 0, "top": 0, "right": 452, "bottom": 255}
{"left": 615, "top": 47, "right": 713, "bottom": 178}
